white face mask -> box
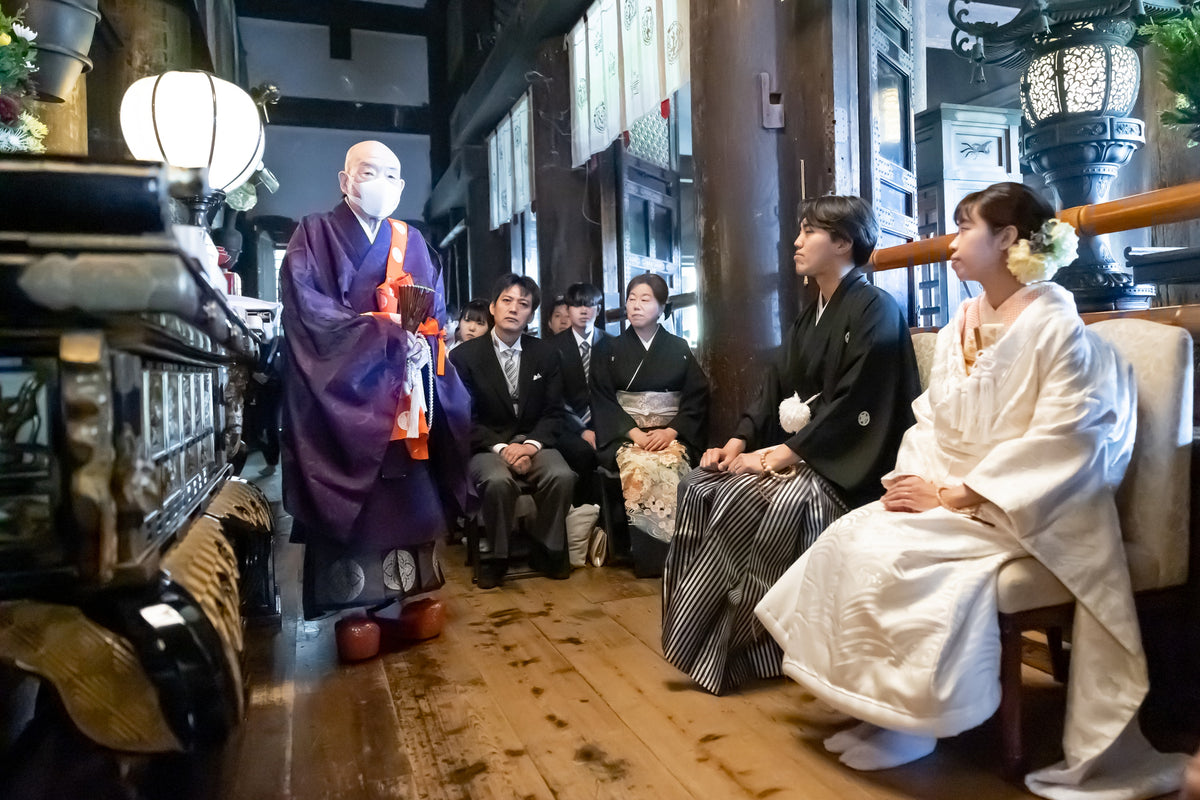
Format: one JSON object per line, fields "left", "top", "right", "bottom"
{"left": 350, "top": 176, "right": 403, "bottom": 220}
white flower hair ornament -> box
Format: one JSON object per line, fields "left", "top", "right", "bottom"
{"left": 1005, "top": 218, "right": 1079, "bottom": 285}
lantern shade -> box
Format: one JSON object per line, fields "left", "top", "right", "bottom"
{"left": 1019, "top": 43, "right": 1140, "bottom": 127}
{"left": 119, "top": 71, "right": 264, "bottom": 193}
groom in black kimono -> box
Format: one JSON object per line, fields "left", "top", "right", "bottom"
{"left": 280, "top": 140, "right": 471, "bottom": 639}
{"left": 450, "top": 274, "right": 576, "bottom": 588}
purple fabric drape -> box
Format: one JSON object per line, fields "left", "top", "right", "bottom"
{"left": 280, "top": 202, "right": 471, "bottom": 548}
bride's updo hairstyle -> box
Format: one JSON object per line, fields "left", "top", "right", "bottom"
{"left": 954, "top": 181, "right": 1055, "bottom": 240}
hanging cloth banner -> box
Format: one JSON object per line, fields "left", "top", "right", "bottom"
{"left": 585, "top": 1, "right": 609, "bottom": 156}
{"left": 568, "top": 19, "right": 590, "bottom": 167}
{"left": 496, "top": 113, "right": 514, "bottom": 224}
{"left": 512, "top": 92, "right": 532, "bottom": 213}
{"left": 487, "top": 129, "right": 500, "bottom": 230}
{"left": 659, "top": 0, "right": 690, "bottom": 99}
{"left": 620, "top": 0, "right": 660, "bottom": 127}
{"left": 599, "top": 0, "right": 625, "bottom": 137}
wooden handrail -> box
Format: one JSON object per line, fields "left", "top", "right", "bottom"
{"left": 870, "top": 180, "right": 1200, "bottom": 272}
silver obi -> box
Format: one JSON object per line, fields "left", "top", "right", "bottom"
{"left": 616, "top": 390, "right": 681, "bottom": 429}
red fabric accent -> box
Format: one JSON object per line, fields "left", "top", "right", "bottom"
{"left": 661, "top": 98, "right": 670, "bottom": 119}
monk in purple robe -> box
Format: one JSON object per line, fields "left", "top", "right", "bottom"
{"left": 280, "top": 140, "right": 470, "bottom": 628}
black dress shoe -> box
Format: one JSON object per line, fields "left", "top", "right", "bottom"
{"left": 477, "top": 558, "right": 507, "bottom": 589}
{"left": 529, "top": 544, "right": 570, "bottom": 580}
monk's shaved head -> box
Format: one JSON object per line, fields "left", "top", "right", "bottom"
{"left": 344, "top": 140, "right": 400, "bottom": 175}
{"left": 338, "top": 140, "right": 405, "bottom": 222}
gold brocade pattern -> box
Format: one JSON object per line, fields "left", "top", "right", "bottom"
{"left": 615, "top": 440, "right": 690, "bottom": 542}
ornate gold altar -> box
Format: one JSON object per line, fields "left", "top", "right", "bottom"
{"left": 0, "top": 156, "right": 277, "bottom": 763}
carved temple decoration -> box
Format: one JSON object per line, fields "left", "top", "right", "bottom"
{"left": 0, "top": 156, "right": 275, "bottom": 758}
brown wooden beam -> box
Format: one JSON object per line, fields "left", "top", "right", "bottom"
{"left": 870, "top": 180, "right": 1200, "bottom": 272}
{"left": 268, "top": 97, "right": 432, "bottom": 136}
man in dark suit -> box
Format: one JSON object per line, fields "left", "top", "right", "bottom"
{"left": 548, "top": 282, "right": 609, "bottom": 505}
{"left": 449, "top": 274, "right": 576, "bottom": 588}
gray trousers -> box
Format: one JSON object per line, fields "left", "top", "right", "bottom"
{"left": 469, "top": 448, "right": 576, "bottom": 559}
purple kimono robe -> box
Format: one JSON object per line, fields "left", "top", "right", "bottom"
{"left": 280, "top": 202, "right": 470, "bottom": 615}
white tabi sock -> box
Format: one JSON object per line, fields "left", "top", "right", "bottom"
{"left": 824, "top": 721, "right": 882, "bottom": 755}
{"left": 838, "top": 729, "right": 937, "bottom": 771}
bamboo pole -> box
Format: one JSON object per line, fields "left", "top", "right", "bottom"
{"left": 870, "top": 180, "right": 1200, "bottom": 272}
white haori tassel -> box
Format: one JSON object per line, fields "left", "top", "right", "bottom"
{"left": 398, "top": 336, "right": 432, "bottom": 437}
{"left": 953, "top": 352, "right": 997, "bottom": 444}
{"left": 779, "top": 392, "right": 820, "bottom": 434}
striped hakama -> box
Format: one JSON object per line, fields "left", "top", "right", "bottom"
{"left": 661, "top": 464, "right": 847, "bottom": 694}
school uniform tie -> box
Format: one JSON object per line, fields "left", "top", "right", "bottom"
{"left": 579, "top": 340, "right": 592, "bottom": 425}
{"left": 502, "top": 348, "right": 519, "bottom": 411}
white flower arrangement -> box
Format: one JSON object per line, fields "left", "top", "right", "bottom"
{"left": 1005, "top": 218, "right": 1080, "bottom": 284}
{"left": 0, "top": 6, "right": 47, "bottom": 154}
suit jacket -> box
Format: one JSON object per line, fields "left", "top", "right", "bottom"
{"left": 548, "top": 327, "right": 610, "bottom": 434}
{"left": 450, "top": 333, "right": 568, "bottom": 454}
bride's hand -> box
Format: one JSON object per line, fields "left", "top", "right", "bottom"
{"left": 881, "top": 476, "right": 939, "bottom": 512}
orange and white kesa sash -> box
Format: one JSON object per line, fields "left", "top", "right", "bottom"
{"left": 357, "top": 219, "right": 447, "bottom": 458}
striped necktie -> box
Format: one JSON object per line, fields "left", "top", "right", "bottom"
{"left": 579, "top": 339, "right": 592, "bottom": 425}
{"left": 502, "top": 348, "right": 519, "bottom": 408}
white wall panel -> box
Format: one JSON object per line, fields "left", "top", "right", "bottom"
{"left": 240, "top": 19, "right": 429, "bottom": 107}
{"left": 253, "top": 126, "right": 432, "bottom": 223}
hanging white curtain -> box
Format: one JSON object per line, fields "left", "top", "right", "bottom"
{"left": 620, "top": 0, "right": 662, "bottom": 126}
{"left": 487, "top": 130, "right": 500, "bottom": 230}
{"left": 599, "top": 0, "right": 625, "bottom": 136}
{"left": 568, "top": 19, "right": 590, "bottom": 167}
{"left": 585, "top": 1, "right": 610, "bottom": 156}
{"left": 512, "top": 92, "right": 532, "bottom": 213}
{"left": 659, "top": 0, "right": 690, "bottom": 99}
{"left": 567, "top": 0, "right": 685, "bottom": 163}
{"left": 496, "top": 113, "right": 513, "bottom": 224}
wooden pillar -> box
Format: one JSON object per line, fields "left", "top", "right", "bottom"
{"left": 691, "top": 0, "right": 782, "bottom": 440}
{"left": 774, "top": 0, "right": 859, "bottom": 324}
{"left": 530, "top": 38, "right": 602, "bottom": 330}
{"left": 463, "top": 146, "right": 511, "bottom": 301}
{"left": 101, "top": 0, "right": 195, "bottom": 86}
{"left": 693, "top": 0, "right": 851, "bottom": 440}
{"left": 34, "top": 75, "right": 88, "bottom": 155}
{"left": 88, "top": 0, "right": 199, "bottom": 160}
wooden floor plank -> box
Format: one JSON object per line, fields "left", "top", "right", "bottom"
{"left": 378, "top": 591, "right": 556, "bottom": 800}
{"left": 215, "top": 462, "right": 1154, "bottom": 800}
{"left": 451, "top": 578, "right": 697, "bottom": 800}
{"left": 496, "top": 571, "right": 893, "bottom": 800}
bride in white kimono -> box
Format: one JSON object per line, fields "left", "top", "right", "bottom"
{"left": 755, "top": 182, "right": 1187, "bottom": 799}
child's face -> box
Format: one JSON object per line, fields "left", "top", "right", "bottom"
{"left": 548, "top": 304, "right": 571, "bottom": 335}
{"left": 568, "top": 303, "right": 599, "bottom": 332}
{"left": 459, "top": 317, "right": 489, "bottom": 342}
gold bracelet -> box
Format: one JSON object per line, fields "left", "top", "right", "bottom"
{"left": 936, "top": 486, "right": 994, "bottom": 526}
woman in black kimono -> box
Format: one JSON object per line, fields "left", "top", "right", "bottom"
{"left": 661, "top": 195, "right": 922, "bottom": 695}
{"left": 591, "top": 274, "right": 708, "bottom": 560}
